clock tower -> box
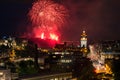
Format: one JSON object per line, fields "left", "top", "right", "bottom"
{"left": 81, "top": 30, "right": 87, "bottom": 48}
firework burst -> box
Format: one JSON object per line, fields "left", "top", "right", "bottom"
{"left": 29, "top": 0, "right": 67, "bottom": 26}
{"left": 28, "top": 0, "right": 68, "bottom": 41}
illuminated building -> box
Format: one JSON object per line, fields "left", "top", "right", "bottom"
{"left": 0, "top": 69, "right": 11, "bottom": 80}
{"left": 81, "top": 30, "right": 87, "bottom": 48}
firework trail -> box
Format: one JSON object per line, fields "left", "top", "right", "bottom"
{"left": 28, "top": 0, "right": 68, "bottom": 41}
{"left": 87, "top": 45, "right": 106, "bottom": 73}
{"left": 87, "top": 45, "right": 113, "bottom": 75}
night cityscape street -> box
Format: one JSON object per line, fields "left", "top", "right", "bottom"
{"left": 0, "top": 0, "right": 120, "bottom": 80}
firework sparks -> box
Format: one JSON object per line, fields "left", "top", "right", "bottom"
{"left": 29, "top": 0, "right": 67, "bottom": 26}
{"left": 28, "top": 0, "right": 68, "bottom": 41}
{"left": 88, "top": 45, "right": 112, "bottom": 74}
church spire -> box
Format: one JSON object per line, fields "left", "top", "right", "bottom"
{"left": 80, "top": 30, "right": 87, "bottom": 48}
{"left": 81, "top": 30, "right": 87, "bottom": 37}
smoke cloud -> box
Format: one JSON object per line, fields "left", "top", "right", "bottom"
{"left": 58, "top": 0, "right": 120, "bottom": 41}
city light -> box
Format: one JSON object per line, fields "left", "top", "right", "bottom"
{"left": 88, "top": 45, "right": 112, "bottom": 74}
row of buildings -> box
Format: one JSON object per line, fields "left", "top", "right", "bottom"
{"left": 0, "top": 30, "right": 88, "bottom": 80}
{"left": 0, "top": 30, "right": 120, "bottom": 79}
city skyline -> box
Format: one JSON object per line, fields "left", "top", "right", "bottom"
{"left": 0, "top": 0, "right": 120, "bottom": 41}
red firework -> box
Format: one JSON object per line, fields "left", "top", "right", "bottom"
{"left": 29, "top": 0, "right": 67, "bottom": 26}
{"left": 28, "top": 0, "right": 68, "bottom": 41}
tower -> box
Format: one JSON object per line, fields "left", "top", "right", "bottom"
{"left": 81, "top": 30, "right": 87, "bottom": 48}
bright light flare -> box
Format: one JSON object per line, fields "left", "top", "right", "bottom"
{"left": 33, "top": 27, "right": 59, "bottom": 41}
{"left": 50, "top": 33, "right": 58, "bottom": 41}
{"left": 36, "top": 32, "right": 59, "bottom": 41}
{"left": 41, "top": 33, "right": 45, "bottom": 39}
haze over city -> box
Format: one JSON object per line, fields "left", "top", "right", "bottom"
{"left": 0, "top": 0, "right": 120, "bottom": 41}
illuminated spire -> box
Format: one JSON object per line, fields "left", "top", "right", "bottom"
{"left": 80, "top": 30, "right": 87, "bottom": 48}
{"left": 81, "top": 30, "right": 87, "bottom": 37}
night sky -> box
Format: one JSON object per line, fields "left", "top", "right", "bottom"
{"left": 0, "top": 0, "right": 120, "bottom": 41}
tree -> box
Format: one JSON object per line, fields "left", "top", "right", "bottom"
{"left": 0, "top": 45, "right": 9, "bottom": 56}
{"left": 112, "top": 59, "right": 120, "bottom": 80}
{"left": 72, "top": 52, "right": 95, "bottom": 80}
{"left": 26, "top": 40, "right": 40, "bottom": 72}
